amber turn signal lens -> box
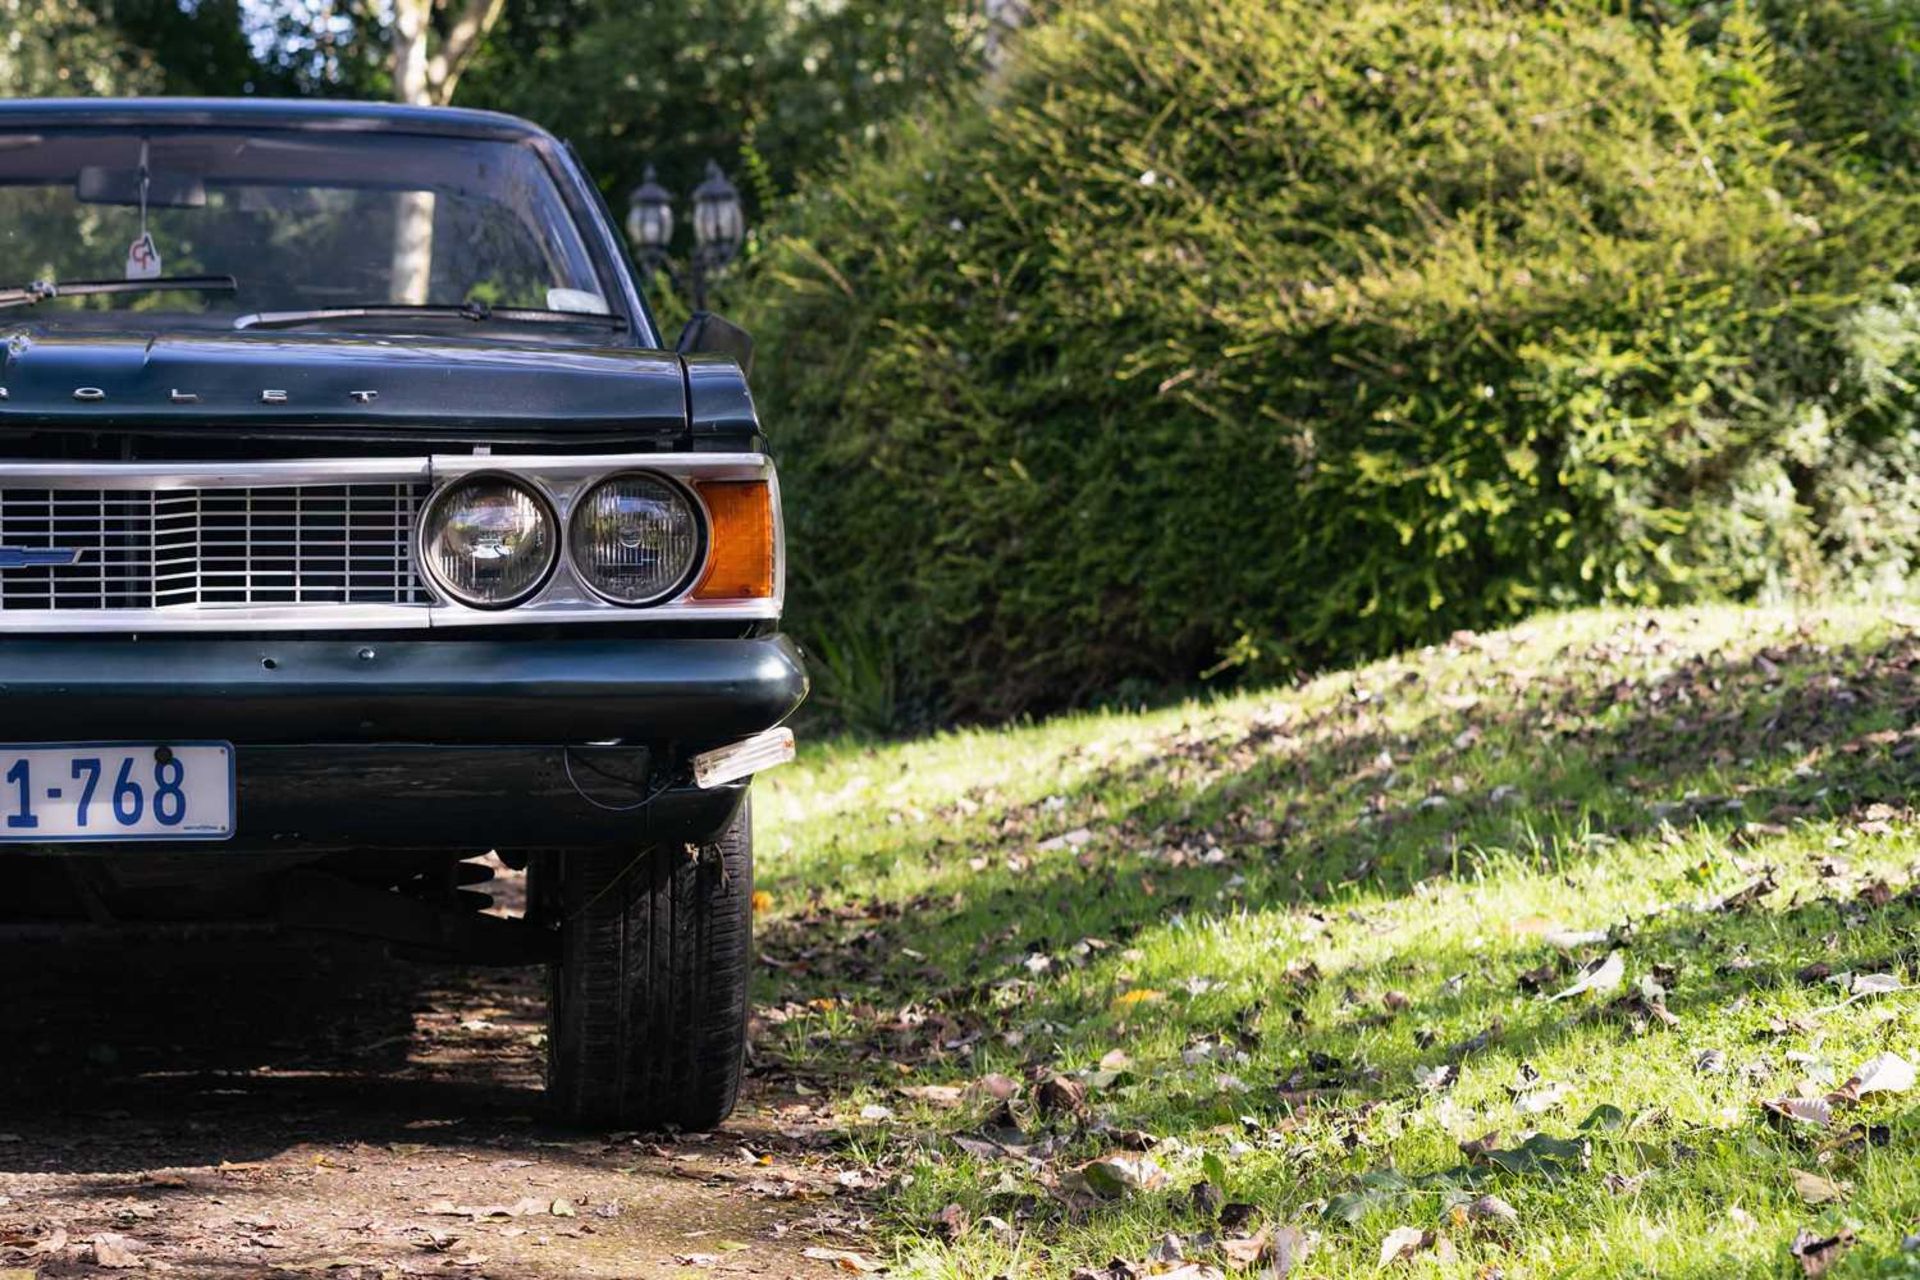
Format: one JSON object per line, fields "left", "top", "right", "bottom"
{"left": 692, "top": 480, "right": 775, "bottom": 599}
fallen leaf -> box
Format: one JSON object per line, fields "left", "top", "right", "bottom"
{"left": 1831, "top": 1051, "right": 1915, "bottom": 1102}
{"left": 1219, "top": 1229, "right": 1269, "bottom": 1267}
{"left": 1377, "top": 1227, "right": 1425, "bottom": 1267}
{"left": 549, "top": 1198, "right": 577, "bottom": 1218}
{"left": 89, "top": 1233, "right": 147, "bottom": 1269}
{"left": 932, "top": 1203, "right": 968, "bottom": 1242}
{"left": 970, "top": 1073, "right": 1021, "bottom": 1102}
{"left": 1062, "top": 1154, "right": 1167, "bottom": 1199}
{"left": 1464, "top": 1195, "right": 1519, "bottom": 1228}
{"left": 1763, "top": 1097, "right": 1834, "bottom": 1131}
{"left": 1714, "top": 871, "right": 1778, "bottom": 912}
{"left": 1790, "top": 1228, "right": 1855, "bottom": 1277}
{"left": 1112, "top": 989, "right": 1165, "bottom": 1008}
{"left": 1548, "top": 951, "right": 1625, "bottom": 1002}
{"left": 1036, "top": 1075, "right": 1090, "bottom": 1119}
{"left": 1790, "top": 1168, "right": 1850, "bottom": 1205}
{"left": 803, "top": 1246, "right": 886, "bottom": 1273}
{"left": 1267, "top": 1225, "right": 1313, "bottom": 1279}
{"left": 1148, "top": 1233, "right": 1187, "bottom": 1264}
{"left": 1377, "top": 1226, "right": 1453, "bottom": 1267}
{"left": 1511, "top": 1079, "right": 1569, "bottom": 1115}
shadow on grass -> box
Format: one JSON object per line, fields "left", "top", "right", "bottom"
{"left": 756, "top": 616, "right": 1920, "bottom": 1129}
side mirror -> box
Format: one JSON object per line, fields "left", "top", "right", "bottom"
{"left": 676, "top": 311, "right": 754, "bottom": 377}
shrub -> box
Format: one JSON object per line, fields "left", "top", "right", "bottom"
{"left": 741, "top": 0, "right": 1920, "bottom": 722}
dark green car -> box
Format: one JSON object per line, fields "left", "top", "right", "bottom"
{"left": 0, "top": 98, "right": 807, "bottom": 1128}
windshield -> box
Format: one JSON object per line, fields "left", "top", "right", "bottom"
{"left": 0, "top": 127, "right": 617, "bottom": 338}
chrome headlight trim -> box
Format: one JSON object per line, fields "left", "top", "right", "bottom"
{"left": 564, "top": 469, "right": 709, "bottom": 608}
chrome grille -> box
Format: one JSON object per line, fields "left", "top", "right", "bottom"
{"left": 0, "top": 482, "right": 431, "bottom": 611}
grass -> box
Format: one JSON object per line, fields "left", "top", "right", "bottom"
{"left": 753, "top": 605, "right": 1920, "bottom": 1278}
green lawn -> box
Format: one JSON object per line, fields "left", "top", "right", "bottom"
{"left": 754, "top": 605, "right": 1920, "bottom": 1278}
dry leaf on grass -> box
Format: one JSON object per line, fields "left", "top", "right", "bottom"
{"left": 1790, "top": 1169, "right": 1850, "bottom": 1205}
{"left": 932, "top": 1203, "right": 968, "bottom": 1242}
{"left": 1219, "top": 1229, "right": 1271, "bottom": 1267}
{"left": 1377, "top": 1226, "right": 1454, "bottom": 1267}
{"left": 803, "top": 1246, "right": 886, "bottom": 1273}
{"left": 1461, "top": 1195, "right": 1520, "bottom": 1229}
{"left": 1267, "top": 1225, "right": 1313, "bottom": 1278}
{"left": 1548, "top": 952, "right": 1625, "bottom": 1001}
{"left": 1790, "top": 1228, "right": 1855, "bottom": 1277}
{"left": 1112, "top": 989, "right": 1165, "bottom": 1008}
{"left": 1762, "top": 1097, "right": 1834, "bottom": 1131}
{"left": 1830, "top": 1051, "right": 1915, "bottom": 1102}
{"left": 1061, "top": 1154, "right": 1168, "bottom": 1199}
{"left": 1036, "top": 1075, "right": 1090, "bottom": 1119}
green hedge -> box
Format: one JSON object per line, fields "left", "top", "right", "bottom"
{"left": 739, "top": 0, "right": 1920, "bottom": 725}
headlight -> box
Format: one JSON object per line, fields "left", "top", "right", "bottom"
{"left": 568, "top": 472, "right": 704, "bottom": 605}
{"left": 420, "top": 476, "right": 557, "bottom": 608}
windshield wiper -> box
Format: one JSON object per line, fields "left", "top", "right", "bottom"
{"left": 0, "top": 275, "right": 238, "bottom": 310}
{"left": 232, "top": 301, "right": 627, "bottom": 332}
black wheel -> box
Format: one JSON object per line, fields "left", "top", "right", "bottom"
{"left": 541, "top": 798, "right": 753, "bottom": 1128}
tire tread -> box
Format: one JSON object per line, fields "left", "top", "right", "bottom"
{"left": 547, "top": 801, "right": 752, "bottom": 1127}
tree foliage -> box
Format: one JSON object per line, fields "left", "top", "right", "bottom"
{"left": 1, "top": 0, "right": 160, "bottom": 97}
{"left": 456, "top": 0, "right": 995, "bottom": 233}
{"left": 740, "top": 0, "right": 1920, "bottom": 723}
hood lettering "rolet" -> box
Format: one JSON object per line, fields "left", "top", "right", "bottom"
{"left": 11, "top": 387, "right": 385, "bottom": 405}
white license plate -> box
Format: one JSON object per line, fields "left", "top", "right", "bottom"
{"left": 0, "top": 742, "right": 234, "bottom": 842}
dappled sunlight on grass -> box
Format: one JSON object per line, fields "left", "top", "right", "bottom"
{"left": 755, "top": 606, "right": 1920, "bottom": 1278}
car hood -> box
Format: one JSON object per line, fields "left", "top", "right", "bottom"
{"left": 0, "top": 326, "right": 688, "bottom": 439}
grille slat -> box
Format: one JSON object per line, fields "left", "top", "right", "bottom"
{"left": 0, "top": 482, "right": 430, "bottom": 611}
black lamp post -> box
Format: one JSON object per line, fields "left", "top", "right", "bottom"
{"left": 626, "top": 160, "right": 745, "bottom": 312}
{"left": 624, "top": 165, "right": 674, "bottom": 278}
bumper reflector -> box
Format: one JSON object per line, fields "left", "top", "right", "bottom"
{"left": 691, "top": 727, "right": 796, "bottom": 789}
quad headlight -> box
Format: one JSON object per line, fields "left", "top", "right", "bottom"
{"left": 568, "top": 472, "right": 704, "bottom": 605}
{"left": 417, "top": 465, "right": 771, "bottom": 612}
{"left": 420, "top": 475, "right": 558, "bottom": 608}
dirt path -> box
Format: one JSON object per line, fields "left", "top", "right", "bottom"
{"left": 0, "top": 901, "right": 858, "bottom": 1279}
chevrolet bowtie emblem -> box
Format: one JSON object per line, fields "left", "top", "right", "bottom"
{"left": 0, "top": 546, "right": 80, "bottom": 568}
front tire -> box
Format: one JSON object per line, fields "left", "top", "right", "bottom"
{"left": 542, "top": 799, "right": 753, "bottom": 1129}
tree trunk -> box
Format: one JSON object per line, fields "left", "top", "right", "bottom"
{"left": 386, "top": 0, "right": 508, "bottom": 305}
{"left": 388, "top": 0, "right": 438, "bottom": 305}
